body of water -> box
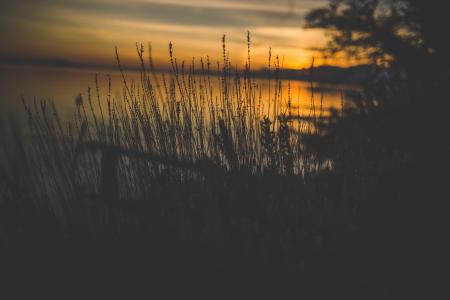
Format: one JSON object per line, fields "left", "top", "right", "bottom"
{"left": 0, "top": 65, "right": 355, "bottom": 128}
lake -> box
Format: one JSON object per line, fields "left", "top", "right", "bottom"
{"left": 0, "top": 64, "right": 355, "bottom": 129}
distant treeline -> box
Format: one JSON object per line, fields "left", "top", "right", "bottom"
{"left": 1, "top": 57, "right": 374, "bottom": 85}
{"left": 252, "top": 64, "right": 376, "bottom": 85}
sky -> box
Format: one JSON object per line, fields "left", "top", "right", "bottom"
{"left": 0, "top": 0, "right": 350, "bottom": 70}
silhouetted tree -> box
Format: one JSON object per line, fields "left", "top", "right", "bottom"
{"left": 305, "top": 3, "right": 448, "bottom": 296}
{"left": 304, "top": 0, "right": 450, "bottom": 174}
{"left": 305, "top": 0, "right": 449, "bottom": 86}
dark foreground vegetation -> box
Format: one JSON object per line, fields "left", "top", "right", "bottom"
{"left": 1, "top": 1, "right": 448, "bottom": 298}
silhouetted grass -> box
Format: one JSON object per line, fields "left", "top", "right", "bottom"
{"left": 0, "top": 36, "right": 431, "bottom": 299}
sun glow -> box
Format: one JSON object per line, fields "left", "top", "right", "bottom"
{"left": 0, "top": 0, "right": 352, "bottom": 70}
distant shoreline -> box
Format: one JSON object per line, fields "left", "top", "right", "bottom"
{"left": 0, "top": 61, "right": 373, "bottom": 85}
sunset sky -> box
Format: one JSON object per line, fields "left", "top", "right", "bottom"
{"left": 0, "top": 0, "right": 353, "bottom": 70}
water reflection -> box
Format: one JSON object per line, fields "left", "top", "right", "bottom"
{"left": 0, "top": 65, "right": 356, "bottom": 128}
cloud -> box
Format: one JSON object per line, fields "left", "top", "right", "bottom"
{"left": 2, "top": 0, "right": 327, "bottom": 28}
{"left": 0, "top": 0, "right": 330, "bottom": 68}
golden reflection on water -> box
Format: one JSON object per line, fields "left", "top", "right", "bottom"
{"left": 0, "top": 65, "right": 353, "bottom": 128}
